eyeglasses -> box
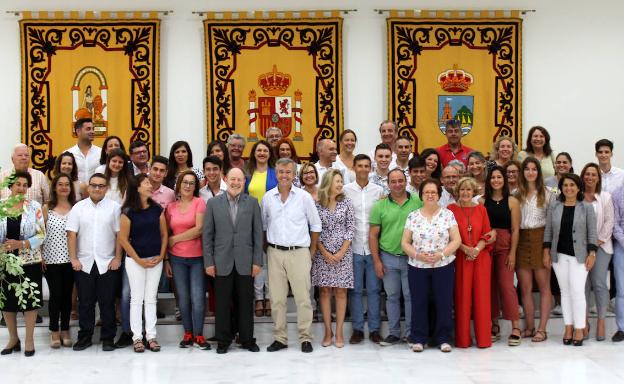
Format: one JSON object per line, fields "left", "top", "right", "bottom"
{"left": 303, "top": 171, "right": 316, "bottom": 176}
{"left": 181, "top": 181, "right": 196, "bottom": 186}
{"left": 132, "top": 150, "right": 148, "bottom": 155}
{"left": 89, "top": 183, "right": 107, "bottom": 190}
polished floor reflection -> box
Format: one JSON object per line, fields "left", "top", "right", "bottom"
{"left": 1, "top": 318, "right": 624, "bottom": 384}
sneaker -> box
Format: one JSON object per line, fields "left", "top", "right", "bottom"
{"left": 114, "top": 332, "right": 133, "bottom": 349}
{"left": 551, "top": 305, "right": 563, "bottom": 316}
{"left": 612, "top": 330, "right": 624, "bottom": 342}
{"left": 440, "top": 343, "right": 452, "bottom": 353}
{"left": 175, "top": 308, "right": 182, "bottom": 321}
{"left": 369, "top": 331, "right": 383, "bottom": 344}
{"left": 179, "top": 331, "right": 193, "bottom": 348}
{"left": 379, "top": 335, "right": 401, "bottom": 346}
{"left": 411, "top": 343, "right": 424, "bottom": 352}
{"left": 194, "top": 335, "right": 211, "bottom": 350}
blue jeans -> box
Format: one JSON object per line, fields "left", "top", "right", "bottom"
{"left": 121, "top": 261, "right": 131, "bottom": 333}
{"left": 614, "top": 243, "right": 624, "bottom": 331}
{"left": 350, "top": 253, "right": 381, "bottom": 332}
{"left": 381, "top": 251, "right": 411, "bottom": 338}
{"left": 169, "top": 255, "right": 206, "bottom": 336}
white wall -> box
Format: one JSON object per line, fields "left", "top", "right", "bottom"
{"left": 1, "top": 0, "right": 623, "bottom": 171}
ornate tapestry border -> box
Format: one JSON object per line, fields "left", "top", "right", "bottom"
{"left": 204, "top": 17, "right": 343, "bottom": 159}
{"left": 387, "top": 18, "right": 522, "bottom": 149}
{"left": 20, "top": 19, "right": 160, "bottom": 176}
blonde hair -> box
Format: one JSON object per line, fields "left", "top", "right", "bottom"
{"left": 455, "top": 176, "right": 479, "bottom": 198}
{"left": 491, "top": 136, "right": 518, "bottom": 161}
{"left": 318, "top": 169, "right": 345, "bottom": 208}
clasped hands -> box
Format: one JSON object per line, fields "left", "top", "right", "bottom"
{"left": 411, "top": 251, "right": 443, "bottom": 265}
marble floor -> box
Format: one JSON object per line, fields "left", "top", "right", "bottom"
{"left": 1, "top": 318, "right": 624, "bottom": 384}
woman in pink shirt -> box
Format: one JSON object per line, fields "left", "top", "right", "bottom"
{"left": 165, "top": 170, "right": 210, "bottom": 350}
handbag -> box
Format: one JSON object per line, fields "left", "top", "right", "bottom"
{"left": 18, "top": 246, "right": 43, "bottom": 265}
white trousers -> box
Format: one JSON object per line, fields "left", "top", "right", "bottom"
{"left": 552, "top": 253, "right": 588, "bottom": 328}
{"left": 126, "top": 257, "right": 163, "bottom": 341}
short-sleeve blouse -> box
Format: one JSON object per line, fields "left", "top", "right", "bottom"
{"left": 43, "top": 210, "right": 70, "bottom": 264}
{"left": 404, "top": 208, "right": 457, "bottom": 268}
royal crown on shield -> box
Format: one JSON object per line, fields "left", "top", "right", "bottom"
{"left": 248, "top": 65, "right": 303, "bottom": 142}
{"left": 437, "top": 65, "right": 473, "bottom": 93}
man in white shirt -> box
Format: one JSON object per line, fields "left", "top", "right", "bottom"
{"left": 66, "top": 118, "right": 102, "bottom": 184}
{"left": 368, "top": 120, "right": 398, "bottom": 170}
{"left": 343, "top": 154, "right": 384, "bottom": 344}
{"left": 394, "top": 136, "right": 412, "bottom": 178}
{"left": 369, "top": 143, "right": 392, "bottom": 195}
{"left": 407, "top": 155, "right": 427, "bottom": 194}
{"left": 67, "top": 173, "right": 121, "bottom": 352}
{"left": 596, "top": 139, "right": 624, "bottom": 194}
{"left": 262, "top": 158, "right": 322, "bottom": 353}
{"left": 199, "top": 156, "right": 227, "bottom": 203}
{"left": 0, "top": 143, "right": 50, "bottom": 205}
{"left": 439, "top": 165, "right": 460, "bottom": 208}
{"left": 129, "top": 140, "right": 150, "bottom": 175}
{"left": 315, "top": 138, "right": 344, "bottom": 185}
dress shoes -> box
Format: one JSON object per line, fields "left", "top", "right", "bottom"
{"left": 102, "top": 339, "right": 115, "bottom": 351}
{"left": 369, "top": 331, "right": 383, "bottom": 344}
{"left": 242, "top": 342, "right": 260, "bottom": 352}
{"left": 612, "top": 330, "right": 624, "bottom": 342}
{"left": 349, "top": 330, "right": 364, "bottom": 344}
{"left": 216, "top": 344, "right": 229, "bottom": 354}
{"left": 114, "top": 332, "right": 133, "bottom": 349}
{"left": 72, "top": 337, "right": 93, "bottom": 351}
{"left": 266, "top": 340, "right": 288, "bottom": 352}
{"left": 24, "top": 349, "right": 35, "bottom": 357}
{"left": 301, "top": 341, "right": 313, "bottom": 353}
{"left": 1, "top": 340, "right": 21, "bottom": 355}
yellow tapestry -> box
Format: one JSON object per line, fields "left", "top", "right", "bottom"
{"left": 20, "top": 15, "right": 160, "bottom": 176}
{"left": 387, "top": 14, "right": 522, "bottom": 155}
{"left": 204, "top": 14, "right": 343, "bottom": 159}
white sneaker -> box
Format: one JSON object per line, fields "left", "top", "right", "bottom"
{"left": 551, "top": 305, "right": 562, "bottom": 315}
{"left": 412, "top": 343, "right": 424, "bottom": 352}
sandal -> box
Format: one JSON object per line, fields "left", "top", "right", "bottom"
{"left": 133, "top": 339, "right": 145, "bottom": 353}
{"left": 264, "top": 299, "right": 271, "bottom": 317}
{"left": 147, "top": 339, "right": 161, "bottom": 352}
{"left": 521, "top": 328, "right": 535, "bottom": 338}
{"left": 508, "top": 328, "right": 522, "bottom": 346}
{"left": 255, "top": 300, "right": 264, "bottom": 317}
{"left": 531, "top": 329, "right": 548, "bottom": 342}
{"left": 491, "top": 323, "right": 501, "bottom": 342}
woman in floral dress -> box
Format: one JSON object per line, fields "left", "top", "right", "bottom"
{"left": 312, "top": 169, "right": 355, "bottom": 348}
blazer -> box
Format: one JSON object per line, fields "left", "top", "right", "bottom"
{"left": 202, "top": 192, "right": 263, "bottom": 276}
{"left": 593, "top": 192, "right": 614, "bottom": 254}
{"left": 543, "top": 200, "right": 598, "bottom": 263}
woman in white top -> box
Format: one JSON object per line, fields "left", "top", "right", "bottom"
{"left": 43, "top": 173, "right": 77, "bottom": 348}
{"left": 517, "top": 126, "right": 556, "bottom": 180}
{"left": 103, "top": 148, "right": 130, "bottom": 205}
{"left": 582, "top": 163, "right": 615, "bottom": 341}
{"left": 515, "top": 157, "right": 555, "bottom": 342}
{"left": 334, "top": 130, "right": 357, "bottom": 185}
{"left": 401, "top": 178, "right": 461, "bottom": 353}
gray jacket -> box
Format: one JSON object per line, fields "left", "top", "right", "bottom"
{"left": 543, "top": 200, "right": 598, "bottom": 263}
{"left": 202, "top": 193, "right": 263, "bottom": 276}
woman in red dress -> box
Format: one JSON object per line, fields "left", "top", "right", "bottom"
{"left": 448, "top": 177, "right": 495, "bottom": 348}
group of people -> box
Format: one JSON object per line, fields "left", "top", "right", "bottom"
{"left": 2, "top": 117, "right": 624, "bottom": 357}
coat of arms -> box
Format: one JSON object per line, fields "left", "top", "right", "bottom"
{"left": 247, "top": 65, "right": 303, "bottom": 141}
{"left": 437, "top": 66, "right": 474, "bottom": 136}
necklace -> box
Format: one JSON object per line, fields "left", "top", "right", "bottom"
{"left": 460, "top": 204, "right": 475, "bottom": 241}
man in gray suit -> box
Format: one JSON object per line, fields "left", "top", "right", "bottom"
{"left": 203, "top": 167, "right": 263, "bottom": 354}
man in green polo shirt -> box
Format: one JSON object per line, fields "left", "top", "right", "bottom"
{"left": 369, "top": 168, "right": 422, "bottom": 346}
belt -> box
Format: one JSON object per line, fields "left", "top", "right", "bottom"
{"left": 268, "top": 243, "right": 304, "bottom": 251}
